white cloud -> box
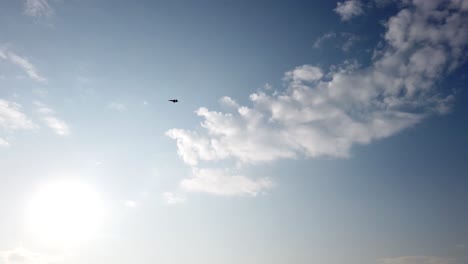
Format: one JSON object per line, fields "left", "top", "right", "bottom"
{"left": 42, "top": 116, "right": 70, "bottom": 136}
{"left": 0, "top": 100, "right": 36, "bottom": 132}
{"left": 284, "top": 65, "right": 323, "bottom": 83}
{"left": 167, "top": 2, "right": 468, "bottom": 166}
{"left": 34, "top": 102, "right": 70, "bottom": 136}
{"left": 0, "top": 99, "right": 36, "bottom": 147}
{"left": 124, "top": 200, "right": 137, "bottom": 208}
{"left": 0, "top": 48, "right": 46, "bottom": 82}
{"left": 263, "top": 83, "right": 273, "bottom": 91}
{"left": 0, "top": 137, "right": 10, "bottom": 147}
{"left": 107, "top": 102, "right": 128, "bottom": 112}
{"left": 167, "top": 0, "right": 468, "bottom": 197}
{"left": 180, "top": 168, "right": 273, "bottom": 196}
{"left": 378, "top": 256, "right": 458, "bottom": 264}
{"left": 162, "top": 192, "right": 186, "bottom": 204}
{"left": 24, "top": 0, "right": 53, "bottom": 17}
{"left": 334, "top": 0, "right": 364, "bottom": 21}
{"left": 0, "top": 246, "right": 61, "bottom": 264}
{"left": 220, "top": 96, "right": 239, "bottom": 108}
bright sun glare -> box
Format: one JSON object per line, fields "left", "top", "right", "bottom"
{"left": 27, "top": 181, "right": 104, "bottom": 245}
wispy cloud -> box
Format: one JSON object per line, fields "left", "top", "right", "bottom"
{"left": 313, "top": 32, "right": 337, "bottom": 48}
{"left": 334, "top": 0, "right": 364, "bottom": 21}
{"left": 180, "top": 168, "right": 273, "bottom": 196}
{"left": 43, "top": 116, "right": 70, "bottom": 136}
{"left": 167, "top": 0, "right": 468, "bottom": 197}
{"left": 162, "top": 192, "right": 186, "bottom": 205}
{"left": 124, "top": 200, "right": 138, "bottom": 208}
{"left": 107, "top": 102, "right": 128, "bottom": 112}
{"left": 24, "top": 0, "right": 53, "bottom": 17}
{"left": 35, "top": 102, "right": 70, "bottom": 136}
{"left": 0, "top": 246, "right": 62, "bottom": 264}
{"left": 0, "top": 100, "right": 36, "bottom": 132}
{"left": 0, "top": 48, "right": 46, "bottom": 82}
{"left": 313, "top": 32, "right": 360, "bottom": 52}
{"left": 0, "top": 137, "right": 10, "bottom": 147}
{"left": 0, "top": 99, "right": 36, "bottom": 146}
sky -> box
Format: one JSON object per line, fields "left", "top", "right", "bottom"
{"left": 0, "top": 0, "right": 467, "bottom": 264}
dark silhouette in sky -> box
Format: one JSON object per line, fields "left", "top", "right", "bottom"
{"left": 168, "top": 99, "right": 178, "bottom": 103}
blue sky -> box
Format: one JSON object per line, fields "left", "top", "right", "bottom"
{"left": 0, "top": 1, "right": 467, "bottom": 264}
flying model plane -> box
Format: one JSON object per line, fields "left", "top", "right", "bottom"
{"left": 168, "top": 99, "right": 178, "bottom": 103}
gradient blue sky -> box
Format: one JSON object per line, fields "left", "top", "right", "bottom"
{"left": 0, "top": 1, "right": 467, "bottom": 264}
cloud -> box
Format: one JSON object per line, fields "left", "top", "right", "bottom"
{"left": 284, "top": 65, "right": 323, "bottom": 83}
{"left": 0, "top": 246, "right": 61, "bottom": 264}
{"left": 334, "top": 0, "right": 364, "bottom": 21}
{"left": 0, "top": 99, "right": 36, "bottom": 146}
{"left": 107, "top": 102, "right": 128, "bottom": 112}
{"left": 0, "top": 99, "right": 37, "bottom": 147}
{"left": 124, "top": 200, "right": 137, "bottom": 208}
{"left": 0, "top": 100, "right": 36, "bottom": 132}
{"left": 167, "top": 0, "right": 468, "bottom": 197}
{"left": 313, "top": 32, "right": 337, "bottom": 48}
{"left": 378, "top": 256, "right": 458, "bottom": 264}
{"left": 162, "top": 192, "right": 186, "bottom": 204}
{"left": 23, "top": 0, "right": 53, "bottom": 17}
{"left": 0, "top": 138, "right": 10, "bottom": 147}
{"left": 313, "top": 32, "right": 360, "bottom": 51}
{"left": 180, "top": 168, "right": 273, "bottom": 196}
{"left": 42, "top": 116, "right": 70, "bottom": 136}
{"left": 0, "top": 48, "right": 46, "bottom": 82}
{"left": 34, "top": 102, "right": 70, "bottom": 136}
{"left": 220, "top": 96, "right": 239, "bottom": 108}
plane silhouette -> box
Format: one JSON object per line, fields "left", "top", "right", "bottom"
{"left": 168, "top": 99, "right": 178, "bottom": 103}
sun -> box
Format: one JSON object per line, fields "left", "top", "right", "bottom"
{"left": 27, "top": 180, "right": 104, "bottom": 245}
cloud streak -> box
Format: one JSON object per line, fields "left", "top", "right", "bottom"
{"left": 0, "top": 48, "right": 46, "bottom": 82}
{"left": 35, "top": 102, "right": 71, "bottom": 136}
{"left": 167, "top": 0, "right": 468, "bottom": 197}
{"left": 313, "top": 32, "right": 360, "bottom": 51}
{"left": 0, "top": 99, "right": 36, "bottom": 146}
{"left": 180, "top": 168, "right": 273, "bottom": 196}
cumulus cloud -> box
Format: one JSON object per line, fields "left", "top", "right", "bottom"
{"left": 167, "top": 0, "right": 468, "bottom": 197}
{"left": 284, "top": 65, "right": 323, "bottom": 83}
{"left": 0, "top": 49, "right": 46, "bottom": 82}
{"left": 378, "top": 256, "right": 458, "bottom": 264}
{"left": 334, "top": 0, "right": 364, "bottom": 21}
{"left": 34, "top": 102, "right": 70, "bottom": 136}
{"left": 23, "top": 0, "right": 53, "bottom": 17}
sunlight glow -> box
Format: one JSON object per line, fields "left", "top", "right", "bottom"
{"left": 27, "top": 181, "right": 104, "bottom": 245}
